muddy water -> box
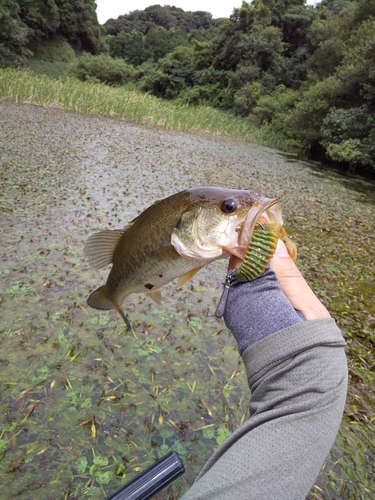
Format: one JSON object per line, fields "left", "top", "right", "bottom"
{"left": 0, "top": 101, "right": 374, "bottom": 499}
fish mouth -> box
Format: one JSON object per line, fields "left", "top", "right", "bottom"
{"left": 237, "top": 198, "right": 282, "bottom": 248}
{"left": 227, "top": 198, "right": 283, "bottom": 260}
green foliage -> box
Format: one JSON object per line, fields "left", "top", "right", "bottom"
{"left": 0, "top": 0, "right": 103, "bottom": 68}
{"left": 54, "top": 0, "right": 102, "bottom": 53}
{"left": 252, "top": 84, "right": 300, "bottom": 123}
{"left": 191, "top": 41, "right": 214, "bottom": 71}
{"left": 140, "top": 69, "right": 185, "bottom": 100}
{"left": 107, "top": 30, "right": 148, "bottom": 66}
{"left": 244, "top": 25, "right": 285, "bottom": 74}
{"left": 74, "top": 456, "right": 88, "bottom": 474}
{"left": 306, "top": 37, "right": 345, "bottom": 78}
{"left": 144, "top": 27, "right": 173, "bottom": 62}
{"left": 0, "top": 0, "right": 32, "bottom": 66}
{"left": 18, "top": 0, "right": 60, "bottom": 38}
{"left": 0, "top": 439, "right": 9, "bottom": 452}
{"left": 177, "top": 83, "right": 232, "bottom": 109}
{"left": 107, "top": 26, "right": 188, "bottom": 68}
{"left": 306, "top": 1, "right": 357, "bottom": 78}
{"left": 271, "top": 0, "right": 315, "bottom": 54}
{"left": 103, "top": 5, "right": 221, "bottom": 36}
{"left": 145, "top": 27, "right": 188, "bottom": 62}
{"left": 337, "top": 17, "right": 375, "bottom": 105}
{"left": 321, "top": 106, "right": 373, "bottom": 145}
{"left": 269, "top": 5, "right": 375, "bottom": 168}
{"left": 116, "top": 0, "right": 375, "bottom": 173}
{"left": 202, "top": 425, "right": 231, "bottom": 445}
{"left": 216, "top": 426, "right": 232, "bottom": 445}
{"left": 213, "top": 0, "right": 304, "bottom": 77}
{"left": 26, "top": 60, "right": 70, "bottom": 77}
{"left": 68, "top": 53, "right": 135, "bottom": 86}
{"left": 325, "top": 139, "right": 364, "bottom": 164}
{"left": 30, "top": 36, "right": 75, "bottom": 62}
{"left": 92, "top": 456, "right": 108, "bottom": 466}
{"left": 321, "top": 106, "right": 375, "bottom": 169}
{"left": 189, "top": 26, "right": 221, "bottom": 43}
{"left": 140, "top": 46, "right": 194, "bottom": 99}
{"left": 233, "top": 82, "right": 265, "bottom": 116}
{"left": 278, "top": 76, "right": 343, "bottom": 146}
{"left": 74, "top": 455, "right": 111, "bottom": 485}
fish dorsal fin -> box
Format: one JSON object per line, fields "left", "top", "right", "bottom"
{"left": 84, "top": 228, "right": 126, "bottom": 269}
{"left": 146, "top": 288, "right": 162, "bottom": 305}
{"left": 177, "top": 267, "right": 202, "bottom": 288}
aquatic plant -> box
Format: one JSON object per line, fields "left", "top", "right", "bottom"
{"left": 0, "top": 99, "right": 374, "bottom": 499}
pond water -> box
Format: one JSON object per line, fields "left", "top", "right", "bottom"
{"left": 0, "top": 101, "right": 374, "bottom": 499}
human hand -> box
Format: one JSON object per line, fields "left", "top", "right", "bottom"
{"left": 228, "top": 239, "right": 331, "bottom": 321}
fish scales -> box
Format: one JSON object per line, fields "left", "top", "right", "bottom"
{"left": 100, "top": 191, "right": 198, "bottom": 297}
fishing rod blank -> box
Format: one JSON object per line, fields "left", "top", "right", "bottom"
{"left": 105, "top": 451, "right": 185, "bottom": 500}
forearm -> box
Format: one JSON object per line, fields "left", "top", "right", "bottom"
{"left": 181, "top": 276, "right": 347, "bottom": 500}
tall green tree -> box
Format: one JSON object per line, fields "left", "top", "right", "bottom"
{"left": 55, "top": 0, "right": 102, "bottom": 52}
{"left": 108, "top": 30, "right": 148, "bottom": 66}
{"left": 144, "top": 26, "right": 187, "bottom": 61}
{"left": 0, "top": 0, "right": 103, "bottom": 66}
{"left": 103, "top": 5, "right": 221, "bottom": 36}
{"left": 0, "top": 0, "right": 32, "bottom": 64}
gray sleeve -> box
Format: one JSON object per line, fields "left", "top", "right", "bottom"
{"left": 223, "top": 268, "right": 306, "bottom": 354}
{"left": 180, "top": 319, "right": 348, "bottom": 500}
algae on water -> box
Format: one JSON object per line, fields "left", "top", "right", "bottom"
{"left": 0, "top": 101, "right": 374, "bottom": 499}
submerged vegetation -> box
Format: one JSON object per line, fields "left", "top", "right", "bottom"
{"left": 1, "top": 0, "right": 375, "bottom": 175}
{"left": 1, "top": 101, "right": 375, "bottom": 499}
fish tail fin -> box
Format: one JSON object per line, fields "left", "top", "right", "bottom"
{"left": 87, "top": 286, "right": 114, "bottom": 311}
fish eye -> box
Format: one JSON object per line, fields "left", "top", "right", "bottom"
{"left": 221, "top": 198, "right": 238, "bottom": 214}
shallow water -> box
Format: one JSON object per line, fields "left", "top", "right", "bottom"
{"left": 0, "top": 101, "right": 374, "bottom": 499}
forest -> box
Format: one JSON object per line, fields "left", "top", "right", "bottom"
{"left": 1, "top": 0, "right": 375, "bottom": 176}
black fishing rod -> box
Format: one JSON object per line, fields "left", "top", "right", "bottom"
{"left": 104, "top": 451, "right": 184, "bottom": 500}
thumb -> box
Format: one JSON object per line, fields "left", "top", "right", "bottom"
{"left": 270, "top": 240, "right": 331, "bottom": 320}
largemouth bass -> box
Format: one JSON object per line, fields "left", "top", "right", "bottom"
{"left": 84, "top": 186, "right": 292, "bottom": 328}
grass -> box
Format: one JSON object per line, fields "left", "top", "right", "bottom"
{"left": 0, "top": 67, "right": 264, "bottom": 142}
{"left": 26, "top": 60, "right": 71, "bottom": 78}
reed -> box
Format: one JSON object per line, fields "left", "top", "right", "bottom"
{"left": 0, "top": 68, "right": 264, "bottom": 143}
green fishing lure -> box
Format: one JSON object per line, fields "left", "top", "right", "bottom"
{"left": 235, "top": 223, "right": 279, "bottom": 282}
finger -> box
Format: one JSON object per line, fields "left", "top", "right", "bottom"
{"left": 228, "top": 254, "right": 242, "bottom": 270}
{"left": 270, "top": 241, "right": 331, "bottom": 320}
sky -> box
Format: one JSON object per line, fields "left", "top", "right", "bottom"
{"left": 95, "top": 0, "right": 316, "bottom": 25}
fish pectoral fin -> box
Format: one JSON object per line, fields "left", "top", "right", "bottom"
{"left": 177, "top": 267, "right": 202, "bottom": 288}
{"left": 151, "top": 245, "right": 180, "bottom": 260}
{"left": 146, "top": 288, "right": 162, "bottom": 305}
{"left": 222, "top": 245, "right": 245, "bottom": 260}
{"left": 84, "top": 228, "right": 125, "bottom": 269}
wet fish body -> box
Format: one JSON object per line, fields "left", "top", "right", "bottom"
{"left": 84, "top": 187, "right": 284, "bottom": 327}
